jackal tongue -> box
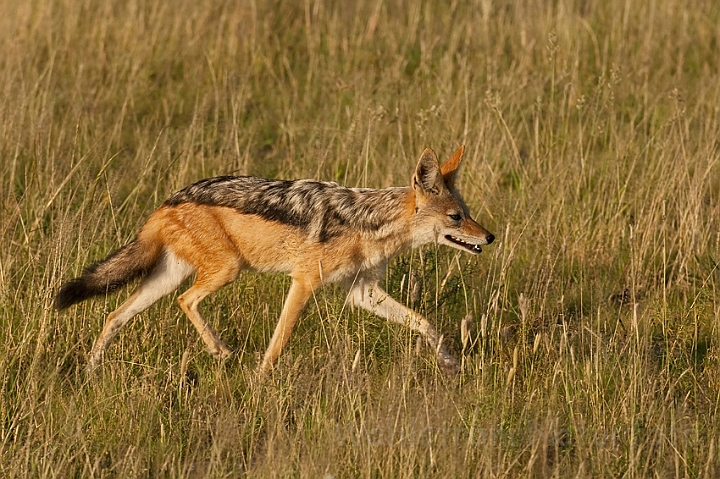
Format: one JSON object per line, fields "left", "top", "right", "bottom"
{"left": 445, "top": 235, "right": 482, "bottom": 253}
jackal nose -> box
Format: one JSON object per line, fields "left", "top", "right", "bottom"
{"left": 486, "top": 234, "right": 495, "bottom": 245}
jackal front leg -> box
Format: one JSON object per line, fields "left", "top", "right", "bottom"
{"left": 347, "top": 279, "right": 459, "bottom": 373}
{"left": 259, "top": 278, "right": 315, "bottom": 373}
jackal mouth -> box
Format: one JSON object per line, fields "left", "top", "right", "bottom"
{"left": 445, "top": 235, "right": 483, "bottom": 253}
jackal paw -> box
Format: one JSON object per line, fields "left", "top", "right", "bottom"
{"left": 437, "top": 353, "right": 460, "bottom": 375}
{"left": 84, "top": 351, "right": 104, "bottom": 376}
{"left": 209, "top": 343, "right": 232, "bottom": 361}
{"left": 84, "top": 362, "right": 100, "bottom": 377}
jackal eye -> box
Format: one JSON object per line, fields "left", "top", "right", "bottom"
{"left": 448, "top": 213, "right": 462, "bottom": 221}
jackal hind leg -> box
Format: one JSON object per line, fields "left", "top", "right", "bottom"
{"left": 259, "top": 278, "right": 316, "bottom": 373}
{"left": 177, "top": 262, "right": 242, "bottom": 361}
{"left": 87, "top": 252, "right": 194, "bottom": 372}
{"left": 347, "top": 279, "right": 459, "bottom": 373}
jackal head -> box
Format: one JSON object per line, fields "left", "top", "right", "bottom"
{"left": 411, "top": 146, "right": 495, "bottom": 254}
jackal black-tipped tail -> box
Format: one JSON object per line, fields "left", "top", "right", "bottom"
{"left": 55, "top": 238, "right": 161, "bottom": 310}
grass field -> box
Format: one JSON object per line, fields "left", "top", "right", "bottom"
{"left": 2, "top": 0, "right": 720, "bottom": 476}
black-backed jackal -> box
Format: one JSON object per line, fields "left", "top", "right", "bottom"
{"left": 56, "top": 146, "right": 494, "bottom": 373}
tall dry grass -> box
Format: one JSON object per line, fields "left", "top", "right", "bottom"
{"left": 1, "top": 0, "right": 719, "bottom": 477}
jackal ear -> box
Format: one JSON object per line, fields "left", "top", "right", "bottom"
{"left": 412, "top": 148, "right": 444, "bottom": 195}
{"left": 440, "top": 145, "right": 464, "bottom": 189}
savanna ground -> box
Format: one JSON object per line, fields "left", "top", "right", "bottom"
{"left": 2, "top": 0, "right": 720, "bottom": 477}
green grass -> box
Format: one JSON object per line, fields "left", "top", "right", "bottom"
{"left": 2, "top": 0, "right": 720, "bottom": 476}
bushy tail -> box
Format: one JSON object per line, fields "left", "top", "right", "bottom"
{"left": 55, "top": 237, "right": 162, "bottom": 310}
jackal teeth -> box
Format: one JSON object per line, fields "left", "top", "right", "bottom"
{"left": 445, "top": 235, "right": 482, "bottom": 253}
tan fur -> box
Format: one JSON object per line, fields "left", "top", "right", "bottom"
{"left": 59, "top": 147, "right": 494, "bottom": 373}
